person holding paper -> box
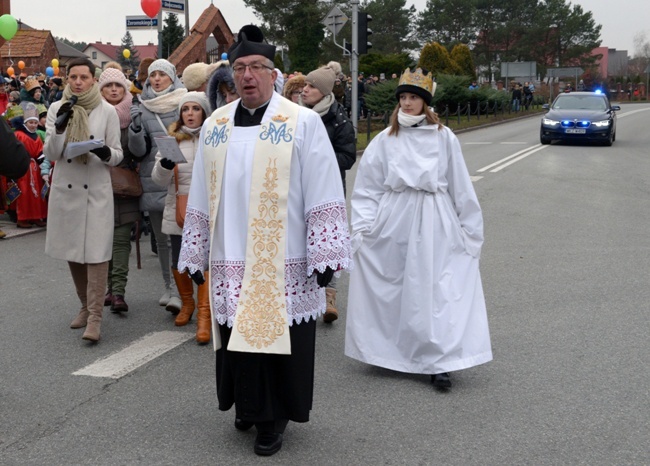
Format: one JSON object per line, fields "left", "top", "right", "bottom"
{"left": 178, "top": 26, "right": 351, "bottom": 456}
{"left": 128, "top": 59, "right": 187, "bottom": 314}
{"left": 151, "top": 92, "right": 210, "bottom": 343}
{"left": 44, "top": 57, "right": 124, "bottom": 342}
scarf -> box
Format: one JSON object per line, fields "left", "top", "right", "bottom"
{"left": 180, "top": 125, "right": 202, "bottom": 136}
{"left": 140, "top": 83, "right": 187, "bottom": 115}
{"left": 113, "top": 92, "right": 133, "bottom": 129}
{"left": 310, "top": 93, "right": 335, "bottom": 117}
{"left": 61, "top": 84, "right": 103, "bottom": 164}
{"left": 397, "top": 109, "right": 426, "bottom": 127}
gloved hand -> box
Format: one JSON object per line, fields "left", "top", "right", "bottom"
{"left": 190, "top": 270, "right": 205, "bottom": 286}
{"left": 160, "top": 158, "right": 176, "bottom": 170}
{"left": 130, "top": 104, "right": 142, "bottom": 131}
{"left": 90, "top": 145, "right": 112, "bottom": 161}
{"left": 315, "top": 267, "right": 334, "bottom": 288}
{"left": 56, "top": 101, "right": 74, "bottom": 119}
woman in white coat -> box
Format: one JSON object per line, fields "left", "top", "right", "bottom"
{"left": 44, "top": 58, "right": 123, "bottom": 342}
{"left": 151, "top": 92, "right": 211, "bottom": 344}
{"left": 345, "top": 68, "right": 492, "bottom": 389}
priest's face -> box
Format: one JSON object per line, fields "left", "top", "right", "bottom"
{"left": 233, "top": 55, "right": 277, "bottom": 108}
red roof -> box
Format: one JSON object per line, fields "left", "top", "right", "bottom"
{"left": 84, "top": 42, "right": 158, "bottom": 60}
{"left": 0, "top": 30, "right": 51, "bottom": 58}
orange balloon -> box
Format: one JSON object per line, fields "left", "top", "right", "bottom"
{"left": 17, "top": 60, "right": 25, "bottom": 70}
{"left": 7, "top": 66, "right": 14, "bottom": 76}
{"left": 53, "top": 67, "right": 59, "bottom": 75}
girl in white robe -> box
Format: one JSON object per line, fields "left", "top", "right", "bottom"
{"left": 345, "top": 68, "right": 492, "bottom": 389}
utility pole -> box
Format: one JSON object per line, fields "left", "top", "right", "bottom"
{"left": 157, "top": 8, "right": 163, "bottom": 59}
{"left": 350, "top": 0, "right": 359, "bottom": 135}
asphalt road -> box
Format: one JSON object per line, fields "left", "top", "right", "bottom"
{"left": 1, "top": 103, "right": 648, "bottom": 465}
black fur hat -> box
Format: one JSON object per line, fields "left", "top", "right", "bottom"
{"left": 207, "top": 61, "right": 237, "bottom": 111}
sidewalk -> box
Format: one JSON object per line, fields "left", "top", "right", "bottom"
{"left": 0, "top": 212, "right": 46, "bottom": 240}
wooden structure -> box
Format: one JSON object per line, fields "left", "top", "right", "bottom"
{"left": 168, "top": 4, "right": 234, "bottom": 74}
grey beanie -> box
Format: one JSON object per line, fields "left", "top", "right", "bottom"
{"left": 179, "top": 91, "right": 211, "bottom": 117}
{"left": 148, "top": 59, "right": 177, "bottom": 81}
{"left": 305, "top": 61, "right": 342, "bottom": 96}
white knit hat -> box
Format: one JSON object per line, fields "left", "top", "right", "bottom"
{"left": 182, "top": 62, "right": 220, "bottom": 91}
{"left": 178, "top": 91, "right": 211, "bottom": 117}
{"left": 148, "top": 59, "right": 177, "bottom": 81}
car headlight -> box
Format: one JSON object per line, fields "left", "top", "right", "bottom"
{"left": 592, "top": 120, "right": 610, "bottom": 127}
{"left": 542, "top": 118, "right": 560, "bottom": 126}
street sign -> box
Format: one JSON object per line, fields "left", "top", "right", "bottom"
{"left": 500, "top": 62, "right": 537, "bottom": 79}
{"left": 546, "top": 67, "right": 584, "bottom": 78}
{"left": 322, "top": 6, "right": 348, "bottom": 36}
{"left": 126, "top": 15, "right": 159, "bottom": 30}
{"left": 162, "top": 0, "right": 185, "bottom": 13}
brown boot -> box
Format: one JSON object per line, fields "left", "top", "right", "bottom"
{"left": 172, "top": 269, "right": 195, "bottom": 326}
{"left": 69, "top": 262, "right": 89, "bottom": 329}
{"left": 323, "top": 288, "right": 338, "bottom": 323}
{"left": 196, "top": 270, "right": 211, "bottom": 344}
{"left": 83, "top": 262, "right": 109, "bottom": 342}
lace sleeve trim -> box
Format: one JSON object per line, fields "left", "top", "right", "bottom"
{"left": 178, "top": 207, "right": 210, "bottom": 275}
{"left": 305, "top": 200, "right": 352, "bottom": 274}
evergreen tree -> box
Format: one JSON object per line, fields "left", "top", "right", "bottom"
{"left": 416, "top": 0, "right": 477, "bottom": 46}
{"left": 361, "top": 0, "right": 419, "bottom": 54}
{"left": 55, "top": 36, "right": 87, "bottom": 51}
{"left": 161, "top": 13, "right": 185, "bottom": 59}
{"left": 117, "top": 31, "right": 141, "bottom": 72}
{"left": 450, "top": 44, "right": 476, "bottom": 79}
{"left": 418, "top": 42, "right": 460, "bottom": 76}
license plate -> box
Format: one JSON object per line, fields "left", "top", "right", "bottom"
{"left": 566, "top": 129, "right": 586, "bottom": 134}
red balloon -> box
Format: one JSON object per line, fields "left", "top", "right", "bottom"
{"left": 141, "top": 0, "right": 162, "bottom": 19}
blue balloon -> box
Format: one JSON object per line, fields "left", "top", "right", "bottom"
{"left": 221, "top": 52, "right": 228, "bottom": 61}
{"left": 46, "top": 66, "right": 54, "bottom": 77}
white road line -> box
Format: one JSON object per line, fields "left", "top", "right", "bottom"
{"left": 499, "top": 142, "right": 528, "bottom": 144}
{"left": 465, "top": 142, "right": 493, "bottom": 144}
{"left": 617, "top": 107, "right": 650, "bottom": 119}
{"left": 477, "top": 144, "right": 542, "bottom": 172}
{"left": 73, "top": 331, "right": 194, "bottom": 379}
{"left": 470, "top": 176, "right": 484, "bottom": 182}
{"left": 490, "top": 145, "right": 548, "bottom": 172}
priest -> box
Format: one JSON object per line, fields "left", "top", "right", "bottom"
{"left": 178, "top": 25, "right": 352, "bottom": 457}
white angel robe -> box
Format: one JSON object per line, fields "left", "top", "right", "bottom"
{"left": 178, "top": 93, "right": 352, "bottom": 347}
{"left": 345, "top": 123, "right": 492, "bottom": 374}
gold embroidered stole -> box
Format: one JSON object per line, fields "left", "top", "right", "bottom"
{"left": 202, "top": 97, "right": 299, "bottom": 354}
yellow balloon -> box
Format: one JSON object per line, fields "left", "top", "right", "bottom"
{"left": 122, "top": 49, "right": 131, "bottom": 59}
{"left": 51, "top": 58, "right": 59, "bottom": 68}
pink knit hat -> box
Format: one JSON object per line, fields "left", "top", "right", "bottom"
{"left": 98, "top": 68, "right": 131, "bottom": 92}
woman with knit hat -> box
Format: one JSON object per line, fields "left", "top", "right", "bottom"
{"left": 9, "top": 102, "right": 48, "bottom": 228}
{"left": 99, "top": 66, "right": 142, "bottom": 313}
{"left": 128, "top": 58, "right": 187, "bottom": 314}
{"left": 151, "top": 91, "right": 211, "bottom": 343}
{"left": 44, "top": 57, "right": 124, "bottom": 342}
{"left": 301, "top": 61, "right": 356, "bottom": 323}
{"left": 345, "top": 68, "right": 492, "bottom": 390}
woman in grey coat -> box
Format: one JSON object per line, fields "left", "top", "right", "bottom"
{"left": 128, "top": 59, "right": 187, "bottom": 313}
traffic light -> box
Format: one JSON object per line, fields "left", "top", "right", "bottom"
{"left": 358, "top": 12, "right": 372, "bottom": 54}
{"left": 344, "top": 38, "right": 352, "bottom": 56}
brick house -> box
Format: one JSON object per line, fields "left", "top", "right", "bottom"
{"left": 83, "top": 41, "right": 158, "bottom": 70}
{"left": 0, "top": 29, "right": 58, "bottom": 77}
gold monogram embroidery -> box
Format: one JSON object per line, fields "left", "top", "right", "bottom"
{"left": 209, "top": 160, "right": 218, "bottom": 233}
{"left": 235, "top": 157, "right": 287, "bottom": 348}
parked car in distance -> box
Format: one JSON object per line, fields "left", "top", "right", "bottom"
{"left": 540, "top": 91, "right": 620, "bottom": 146}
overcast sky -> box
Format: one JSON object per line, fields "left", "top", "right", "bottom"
{"left": 9, "top": 0, "right": 649, "bottom": 57}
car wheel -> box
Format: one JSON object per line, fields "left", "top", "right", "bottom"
{"left": 540, "top": 134, "right": 551, "bottom": 145}
{"left": 612, "top": 130, "right": 616, "bottom": 142}
{"left": 604, "top": 130, "right": 614, "bottom": 146}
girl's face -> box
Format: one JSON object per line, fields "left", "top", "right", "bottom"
{"left": 32, "top": 89, "right": 42, "bottom": 100}
{"left": 101, "top": 82, "right": 126, "bottom": 106}
{"left": 301, "top": 83, "right": 324, "bottom": 106}
{"left": 181, "top": 102, "right": 204, "bottom": 129}
{"left": 24, "top": 119, "right": 39, "bottom": 132}
{"left": 399, "top": 92, "right": 425, "bottom": 115}
{"left": 39, "top": 115, "right": 47, "bottom": 127}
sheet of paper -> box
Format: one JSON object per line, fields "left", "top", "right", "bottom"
{"left": 154, "top": 136, "right": 187, "bottom": 163}
{"left": 64, "top": 139, "right": 105, "bottom": 159}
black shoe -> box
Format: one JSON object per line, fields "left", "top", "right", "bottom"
{"left": 234, "top": 418, "right": 254, "bottom": 431}
{"left": 254, "top": 432, "right": 283, "bottom": 456}
{"left": 431, "top": 372, "right": 452, "bottom": 389}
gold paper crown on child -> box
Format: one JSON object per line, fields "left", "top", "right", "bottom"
{"left": 398, "top": 68, "right": 434, "bottom": 94}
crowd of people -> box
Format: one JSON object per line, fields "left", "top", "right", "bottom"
{"left": 0, "top": 24, "right": 492, "bottom": 458}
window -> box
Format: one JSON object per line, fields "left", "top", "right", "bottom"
{"left": 92, "top": 51, "right": 97, "bottom": 59}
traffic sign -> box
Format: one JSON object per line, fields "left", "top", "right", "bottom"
{"left": 126, "top": 15, "right": 159, "bottom": 29}
{"left": 162, "top": 0, "right": 185, "bottom": 13}
{"left": 322, "top": 6, "right": 348, "bottom": 36}
{"left": 546, "top": 67, "right": 584, "bottom": 78}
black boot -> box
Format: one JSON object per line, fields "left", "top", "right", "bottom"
{"left": 431, "top": 372, "right": 452, "bottom": 390}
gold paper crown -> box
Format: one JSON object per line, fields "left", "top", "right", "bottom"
{"left": 216, "top": 117, "right": 230, "bottom": 125}
{"left": 398, "top": 68, "right": 434, "bottom": 94}
{"left": 271, "top": 114, "right": 289, "bottom": 122}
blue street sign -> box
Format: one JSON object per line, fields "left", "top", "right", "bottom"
{"left": 126, "top": 16, "right": 159, "bottom": 29}
{"left": 163, "top": 0, "right": 185, "bottom": 12}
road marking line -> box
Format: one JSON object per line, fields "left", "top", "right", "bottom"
{"left": 490, "top": 145, "right": 548, "bottom": 172}
{"left": 72, "top": 331, "right": 194, "bottom": 379}
{"left": 465, "top": 142, "right": 493, "bottom": 144}
{"left": 499, "top": 142, "right": 528, "bottom": 144}
{"left": 477, "top": 144, "right": 542, "bottom": 172}
{"left": 470, "top": 176, "right": 483, "bottom": 182}
{"left": 617, "top": 107, "right": 650, "bottom": 119}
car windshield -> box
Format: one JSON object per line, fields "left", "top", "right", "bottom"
{"left": 552, "top": 95, "right": 608, "bottom": 111}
